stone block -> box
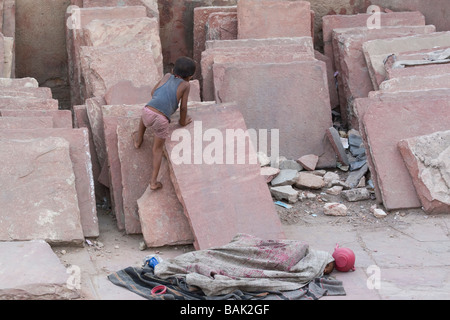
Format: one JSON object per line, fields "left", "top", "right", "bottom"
{"left": 237, "top": 0, "right": 311, "bottom": 40}
{"left": 0, "top": 109, "right": 73, "bottom": 129}
{"left": 322, "top": 11, "right": 426, "bottom": 71}
{"left": 0, "top": 97, "right": 59, "bottom": 111}
{"left": 297, "top": 154, "right": 319, "bottom": 171}
{"left": 0, "top": 86, "right": 53, "bottom": 99}
{"left": 398, "top": 131, "right": 450, "bottom": 214}
{"left": 379, "top": 74, "right": 450, "bottom": 93}
{"left": 0, "top": 136, "right": 84, "bottom": 244}
{"left": 295, "top": 172, "right": 326, "bottom": 190}
{"left": 341, "top": 188, "right": 371, "bottom": 202}
{"left": 0, "top": 77, "right": 38, "bottom": 88}
{"left": 0, "top": 116, "right": 53, "bottom": 129}
{"left": 261, "top": 166, "right": 280, "bottom": 183}
{"left": 82, "top": 17, "right": 163, "bottom": 78}
{"left": 213, "top": 61, "right": 336, "bottom": 168}
{"left": 82, "top": 0, "right": 160, "bottom": 19}
{"left": 193, "top": 6, "right": 237, "bottom": 80}
{"left": 101, "top": 104, "right": 142, "bottom": 231}
{"left": 270, "top": 169, "right": 298, "bottom": 187}
{"left": 164, "top": 103, "right": 285, "bottom": 250}
{"left": 79, "top": 46, "right": 160, "bottom": 100}
{"left": 66, "top": 5, "right": 148, "bottom": 105}
{"left": 270, "top": 185, "right": 299, "bottom": 204}
{"left": 363, "top": 31, "right": 450, "bottom": 89}
{"left": 324, "top": 203, "right": 348, "bottom": 216}
{"left": 0, "top": 128, "right": 99, "bottom": 238}
{"left": 0, "top": 240, "right": 80, "bottom": 300}
{"left": 206, "top": 11, "right": 237, "bottom": 42}
{"left": 202, "top": 37, "right": 314, "bottom": 101}
{"left": 361, "top": 95, "right": 450, "bottom": 210}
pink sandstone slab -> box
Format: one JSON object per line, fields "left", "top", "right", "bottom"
{"left": 66, "top": 5, "right": 147, "bottom": 105}
{"left": 0, "top": 128, "right": 99, "bottom": 237}
{"left": 206, "top": 11, "right": 238, "bottom": 42}
{"left": 193, "top": 6, "right": 237, "bottom": 80}
{"left": 332, "top": 25, "right": 435, "bottom": 126}
{"left": 237, "top": 0, "right": 311, "bottom": 40}
{"left": 101, "top": 104, "right": 143, "bottom": 231}
{"left": 0, "top": 109, "right": 73, "bottom": 128}
{"left": 398, "top": 131, "right": 450, "bottom": 214}
{"left": 362, "top": 31, "right": 450, "bottom": 89}
{"left": 0, "top": 77, "right": 38, "bottom": 88}
{"left": 0, "top": 86, "right": 53, "bottom": 99}
{"left": 0, "top": 116, "right": 53, "bottom": 129}
{"left": 213, "top": 61, "right": 336, "bottom": 168}
{"left": 201, "top": 37, "right": 315, "bottom": 101}
{"left": 361, "top": 95, "right": 450, "bottom": 211}
{"left": 379, "top": 74, "right": 450, "bottom": 92}
{"left": 85, "top": 97, "right": 107, "bottom": 178}
{"left": 0, "top": 240, "right": 80, "bottom": 300}
{"left": 0, "top": 97, "right": 59, "bottom": 111}
{"left": 0, "top": 136, "right": 84, "bottom": 244}
{"left": 79, "top": 45, "right": 160, "bottom": 100}
{"left": 73, "top": 105, "right": 108, "bottom": 204}
{"left": 322, "top": 11, "right": 426, "bottom": 70}
{"left": 115, "top": 116, "right": 194, "bottom": 243}
{"left": 165, "top": 102, "right": 285, "bottom": 250}
{"left": 82, "top": 0, "right": 160, "bottom": 19}
{"left": 82, "top": 17, "right": 163, "bottom": 78}
{"left": 314, "top": 50, "right": 339, "bottom": 110}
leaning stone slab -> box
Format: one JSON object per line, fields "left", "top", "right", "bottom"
{"left": 0, "top": 136, "right": 84, "bottom": 244}
{"left": 326, "top": 127, "right": 350, "bottom": 166}
{"left": 363, "top": 31, "right": 450, "bottom": 89}
{"left": 165, "top": 103, "right": 285, "bottom": 250}
{"left": 361, "top": 95, "right": 450, "bottom": 210}
{"left": 0, "top": 128, "right": 99, "bottom": 238}
{"left": 0, "top": 240, "right": 80, "bottom": 300}
{"left": 237, "top": 0, "right": 311, "bottom": 39}
{"left": 398, "top": 130, "right": 450, "bottom": 214}
{"left": 213, "top": 60, "right": 336, "bottom": 168}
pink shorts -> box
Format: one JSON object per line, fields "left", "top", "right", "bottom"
{"left": 142, "top": 106, "right": 170, "bottom": 139}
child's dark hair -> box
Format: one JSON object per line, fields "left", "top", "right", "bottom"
{"left": 173, "top": 57, "right": 196, "bottom": 79}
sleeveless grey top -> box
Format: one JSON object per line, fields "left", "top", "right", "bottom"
{"left": 147, "top": 75, "right": 184, "bottom": 121}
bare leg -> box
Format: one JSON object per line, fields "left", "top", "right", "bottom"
{"left": 150, "top": 136, "right": 165, "bottom": 190}
{"left": 133, "top": 118, "right": 146, "bottom": 149}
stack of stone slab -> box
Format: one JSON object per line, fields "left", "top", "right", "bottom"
{"left": 0, "top": 77, "right": 98, "bottom": 245}
{"left": 323, "top": 10, "right": 430, "bottom": 128}
{"left": 355, "top": 32, "right": 450, "bottom": 214}
{"left": 197, "top": 0, "right": 337, "bottom": 169}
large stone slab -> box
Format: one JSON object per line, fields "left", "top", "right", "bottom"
{"left": 101, "top": 104, "right": 142, "bottom": 230}
{"left": 201, "top": 37, "right": 315, "bottom": 101}
{"left": 363, "top": 31, "right": 450, "bottom": 89}
{"left": 0, "top": 97, "right": 59, "bottom": 111}
{"left": 0, "top": 240, "right": 80, "bottom": 300}
{"left": 0, "top": 136, "right": 84, "bottom": 244}
{"left": 332, "top": 25, "right": 435, "bottom": 126}
{"left": 0, "top": 116, "right": 53, "bottom": 129}
{"left": 82, "top": 17, "right": 163, "bottom": 78}
{"left": 398, "top": 131, "right": 450, "bottom": 214}
{"left": 237, "top": 0, "right": 311, "bottom": 40}
{"left": 0, "top": 109, "right": 73, "bottom": 129}
{"left": 379, "top": 74, "right": 450, "bottom": 92}
{"left": 82, "top": 0, "right": 160, "bottom": 19}
{"left": 0, "top": 86, "right": 53, "bottom": 99}
{"left": 361, "top": 95, "right": 450, "bottom": 210}
{"left": 213, "top": 61, "right": 336, "bottom": 168}
{"left": 0, "top": 77, "right": 38, "bottom": 88}
{"left": 206, "top": 11, "right": 238, "bottom": 42}
{"left": 322, "top": 11, "right": 426, "bottom": 70}
{"left": 114, "top": 117, "right": 195, "bottom": 244}
{"left": 0, "top": 128, "right": 99, "bottom": 238}
{"left": 66, "top": 5, "right": 148, "bottom": 105}
{"left": 193, "top": 5, "right": 237, "bottom": 80}
{"left": 79, "top": 45, "right": 160, "bottom": 100}
{"left": 165, "top": 103, "right": 285, "bottom": 250}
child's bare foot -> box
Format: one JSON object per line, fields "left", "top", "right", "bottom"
{"left": 150, "top": 182, "right": 163, "bottom": 190}
{"left": 133, "top": 132, "right": 143, "bottom": 149}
